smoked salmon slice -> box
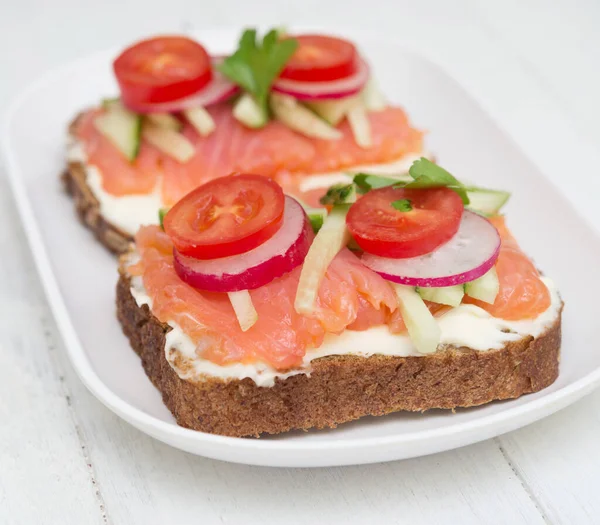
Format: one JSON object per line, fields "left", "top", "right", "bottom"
{"left": 76, "top": 103, "right": 423, "bottom": 206}
{"left": 128, "top": 225, "right": 398, "bottom": 370}
{"left": 466, "top": 216, "right": 551, "bottom": 319}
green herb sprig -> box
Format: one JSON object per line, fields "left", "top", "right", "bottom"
{"left": 218, "top": 29, "right": 297, "bottom": 121}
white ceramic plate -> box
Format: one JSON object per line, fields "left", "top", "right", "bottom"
{"left": 4, "top": 27, "right": 600, "bottom": 468}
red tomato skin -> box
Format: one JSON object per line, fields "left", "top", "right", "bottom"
{"left": 346, "top": 187, "right": 464, "bottom": 259}
{"left": 280, "top": 35, "right": 358, "bottom": 82}
{"left": 163, "top": 174, "right": 285, "bottom": 260}
{"left": 114, "top": 36, "right": 212, "bottom": 106}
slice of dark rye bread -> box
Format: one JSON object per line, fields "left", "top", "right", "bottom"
{"left": 116, "top": 267, "right": 563, "bottom": 438}
{"left": 63, "top": 113, "right": 133, "bottom": 254}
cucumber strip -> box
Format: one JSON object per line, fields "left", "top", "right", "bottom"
{"left": 465, "top": 267, "right": 500, "bottom": 304}
{"left": 158, "top": 207, "right": 169, "bottom": 230}
{"left": 305, "top": 95, "right": 359, "bottom": 126}
{"left": 466, "top": 187, "right": 511, "bottom": 216}
{"left": 270, "top": 93, "right": 342, "bottom": 140}
{"left": 93, "top": 105, "right": 142, "bottom": 162}
{"left": 393, "top": 284, "right": 441, "bottom": 354}
{"left": 347, "top": 105, "right": 372, "bottom": 148}
{"left": 295, "top": 205, "right": 351, "bottom": 315}
{"left": 228, "top": 290, "right": 258, "bottom": 332}
{"left": 146, "top": 113, "right": 182, "bottom": 131}
{"left": 101, "top": 97, "right": 121, "bottom": 110}
{"left": 141, "top": 123, "right": 195, "bottom": 163}
{"left": 417, "top": 285, "right": 464, "bottom": 307}
{"left": 361, "top": 77, "right": 387, "bottom": 111}
{"left": 183, "top": 107, "right": 215, "bottom": 137}
{"left": 233, "top": 93, "right": 268, "bottom": 128}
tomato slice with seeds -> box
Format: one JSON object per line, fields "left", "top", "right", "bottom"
{"left": 280, "top": 34, "right": 358, "bottom": 82}
{"left": 164, "top": 174, "right": 285, "bottom": 260}
{"left": 346, "top": 187, "right": 464, "bottom": 259}
{"left": 114, "top": 36, "right": 213, "bottom": 107}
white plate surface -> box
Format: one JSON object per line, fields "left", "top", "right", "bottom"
{"left": 3, "top": 27, "right": 600, "bottom": 468}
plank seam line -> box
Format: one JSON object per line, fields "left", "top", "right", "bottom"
{"left": 494, "top": 437, "right": 552, "bottom": 524}
{"left": 40, "top": 314, "right": 112, "bottom": 525}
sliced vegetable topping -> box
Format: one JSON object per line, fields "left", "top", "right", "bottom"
{"left": 227, "top": 290, "right": 258, "bottom": 331}
{"left": 218, "top": 29, "right": 298, "bottom": 127}
{"left": 141, "top": 122, "right": 195, "bottom": 162}
{"left": 122, "top": 58, "right": 239, "bottom": 114}
{"left": 295, "top": 205, "right": 351, "bottom": 315}
{"left": 272, "top": 57, "right": 369, "bottom": 100}
{"left": 347, "top": 104, "right": 372, "bottom": 149}
{"left": 270, "top": 93, "right": 342, "bottom": 140}
{"left": 233, "top": 93, "right": 269, "bottom": 128}
{"left": 393, "top": 284, "right": 441, "bottom": 354}
{"left": 464, "top": 266, "right": 500, "bottom": 304}
{"left": 417, "top": 285, "right": 464, "bottom": 307}
{"left": 183, "top": 106, "right": 215, "bottom": 136}
{"left": 305, "top": 95, "right": 360, "bottom": 125}
{"left": 361, "top": 210, "right": 501, "bottom": 287}
{"left": 114, "top": 36, "right": 213, "bottom": 107}
{"left": 164, "top": 174, "right": 285, "bottom": 260}
{"left": 346, "top": 186, "right": 464, "bottom": 258}
{"left": 145, "top": 113, "right": 182, "bottom": 131}
{"left": 279, "top": 34, "right": 358, "bottom": 82}
{"left": 173, "top": 196, "right": 311, "bottom": 292}
{"left": 93, "top": 102, "right": 142, "bottom": 161}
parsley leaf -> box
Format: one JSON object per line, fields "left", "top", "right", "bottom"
{"left": 391, "top": 199, "right": 413, "bottom": 212}
{"left": 407, "top": 158, "right": 470, "bottom": 205}
{"left": 218, "top": 29, "right": 297, "bottom": 121}
{"left": 353, "top": 173, "right": 400, "bottom": 193}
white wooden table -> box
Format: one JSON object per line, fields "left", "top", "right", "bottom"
{"left": 2, "top": 1, "right": 600, "bottom": 523}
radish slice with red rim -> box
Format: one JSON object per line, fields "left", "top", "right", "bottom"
{"left": 361, "top": 210, "right": 501, "bottom": 287}
{"left": 272, "top": 58, "right": 370, "bottom": 101}
{"left": 123, "top": 58, "right": 239, "bottom": 113}
{"left": 174, "top": 196, "right": 311, "bottom": 292}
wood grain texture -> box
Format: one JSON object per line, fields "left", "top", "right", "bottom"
{"left": 2, "top": 0, "right": 600, "bottom": 523}
{"left": 0, "top": 178, "right": 106, "bottom": 525}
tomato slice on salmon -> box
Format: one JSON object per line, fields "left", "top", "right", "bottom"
{"left": 163, "top": 174, "right": 285, "bottom": 260}
{"left": 346, "top": 187, "right": 464, "bottom": 258}
{"left": 280, "top": 35, "right": 358, "bottom": 82}
{"left": 114, "top": 36, "right": 213, "bottom": 107}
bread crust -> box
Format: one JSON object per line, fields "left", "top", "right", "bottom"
{"left": 63, "top": 113, "right": 133, "bottom": 254}
{"left": 116, "top": 269, "right": 562, "bottom": 438}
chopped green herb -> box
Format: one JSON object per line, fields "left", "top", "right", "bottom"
{"left": 307, "top": 209, "right": 328, "bottom": 233}
{"left": 353, "top": 173, "right": 400, "bottom": 193}
{"left": 407, "top": 158, "right": 469, "bottom": 205}
{"left": 218, "top": 29, "right": 298, "bottom": 126}
{"left": 319, "top": 183, "right": 358, "bottom": 205}
{"left": 391, "top": 199, "right": 413, "bottom": 212}
{"left": 158, "top": 207, "right": 169, "bottom": 229}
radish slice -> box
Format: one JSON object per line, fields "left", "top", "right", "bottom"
{"left": 123, "top": 58, "right": 239, "bottom": 114}
{"left": 173, "top": 197, "right": 311, "bottom": 292}
{"left": 272, "top": 58, "right": 370, "bottom": 101}
{"left": 361, "top": 210, "right": 501, "bottom": 287}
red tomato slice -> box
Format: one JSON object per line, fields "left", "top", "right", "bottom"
{"left": 346, "top": 187, "right": 464, "bottom": 259}
{"left": 280, "top": 35, "right": 359, "bottom": 82}
{"left": 114, "top": 36, "right": 213, "bottom": 107}
{"left": 164, "top": 174, "right": 285, "bottom": 260}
